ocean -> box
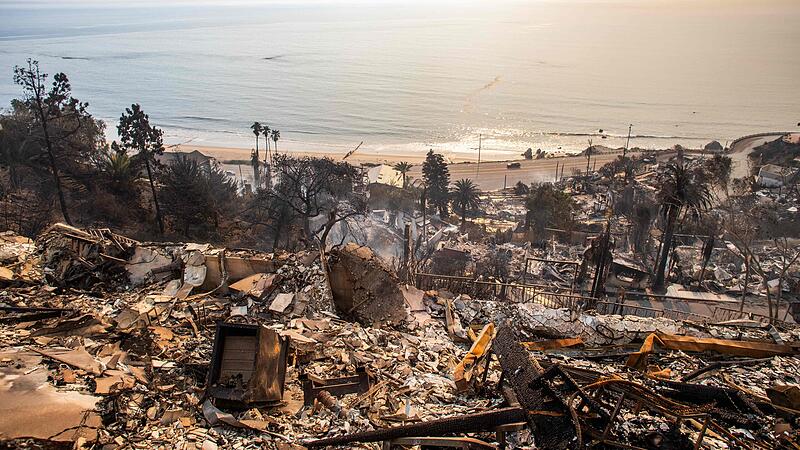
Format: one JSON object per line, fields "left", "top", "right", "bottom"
{"left": 0, "top": 0, "right": 798, "bottom": 161}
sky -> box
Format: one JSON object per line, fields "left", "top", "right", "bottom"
{"left": 0, "top": 0, "right": 465, "bottom": 6}
{"left": 0, "top": 0, "right": 709, "bottom": 6}
{"left": 2, "top": 0, "right": 797, "bottom": 8}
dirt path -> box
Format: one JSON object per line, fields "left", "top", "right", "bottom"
{"left": 727, "top": 133, "right": 787, "bottom": 179}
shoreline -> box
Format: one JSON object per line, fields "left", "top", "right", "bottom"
{"left": 169, "top": 142, "right": 634, "bottom": 166}
{"left": 173, "top": 142, "right": 650, "bottom": 191}
{"left": 175, "top": 141, "right": 734, "bottom": 191}
{"left": 171, "top": 143, "right": 432, "bottom": 165}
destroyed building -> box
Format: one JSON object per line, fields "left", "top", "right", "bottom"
{"left": 0, "top": 221, "right": 799, "bottom": 450}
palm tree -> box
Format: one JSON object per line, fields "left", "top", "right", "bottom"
{"left": 250, "top": 122, "right": 262, "bottom": 187}
{"left": 271, "top": 129, "right": 280, "bottom": 155}
{"left": 250, "top": 122, "right": 262, "bottom": 159}
{"left": 652, "top": 163, "right": 713, "bottom": 290}
{"left": 102, "top": 143, "right": 134, "bottom": 194}
{"left": 393, "top": 161, "right": 413, "bottom": 189}
{"left": 451, "top": 178, "right": 481, "bottom": 231}
{"left": 585, "top": 140, "right": 593, "bottom": 174}
{"left": 262, "top": 124, "right": 271, "bottom": 164}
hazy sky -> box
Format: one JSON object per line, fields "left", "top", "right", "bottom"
{"left": 1, "top": 0, "right": 463, "bottom": 6}
{"left": 2, "top": 0, "right": 798, "bottom": 8}
{"left": 1, "top": 0, "right": 796, "bottom": 154}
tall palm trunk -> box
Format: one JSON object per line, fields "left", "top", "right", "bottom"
{"left": 653, "top": 205, "right": 677, "bottom": 289}
{"left": 254, "top": 134, "right": 259, "bottom": 163}
{"left": 263, "top": 135, "right": 271, "bottom": 188}
{"left": 34, "top": 98, "right": 72, "bottom": 225}
{"left": 143, "top": 156, "right": 164, "bottom": 234}
{"left": 421, "top": 188, "right": 428, "bottom": 249}
{"left": 253, "top": 136, "right": 260, "bottom": 188}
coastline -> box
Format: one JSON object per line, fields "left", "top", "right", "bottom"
{"left": 171, "top": 143, "right": 434, "bottom": 165}
{"left": 173, "top": 142, "right": 639, "bottom": 191}
{"left": 169, "top": 142, "right": 629, "bottom": 166}
{"left": 178, "top": 139, "right": 737, "bottom": 191}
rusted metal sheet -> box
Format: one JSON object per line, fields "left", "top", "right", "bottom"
{"left": 299, "top": 366, "right": 370, "bottom": 406}
{"left": 522, "top": 337, "right": 584, "bottom": 351}
{"left": 206, "top": 323, "right": 288, "bottom": 407}
{"left": 453, "top": 323, "right": 495, "bottom": 392}
{"left": 626, "top": 332, "right": 796, "bottom": 370}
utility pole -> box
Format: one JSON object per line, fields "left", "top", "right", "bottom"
{"left": 476, "top": 134, "right": 482, "bottom": 177}
{"left": 586, "top": 139, "right": 592, "bottom": 174}
{"left": 624, "top": 124, "right": 632, "bottom": 157}
{"left": 503, "top": 174, "right": 507, "bottom": 190}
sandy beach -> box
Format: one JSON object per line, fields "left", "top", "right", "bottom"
{"left": 172, "top": 143, "right": 627, "bottom": 191}
{"left": 171, "top": 143, "right": 625, "bottom": 166}
{"left": 172, "top": 144, "right": 436, "bottom": 166}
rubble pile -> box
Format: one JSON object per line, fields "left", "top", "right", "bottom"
{"left": 0, "top": 230, "right": 39, "bottom": 283}
{"left": 1, "top": 224, "right": 800, "bottom": 449}
{"left": 39, "top": 224, "right": 137, "bottom": 289}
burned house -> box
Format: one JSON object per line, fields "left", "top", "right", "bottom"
{"left": 1, "top": 223, "right": 799, "bottom": 450}
{"left": 605, "top": 256, "right": 650, "bottom": 290}
{"left": 757, "top": 164, "right": 798, "bottom": 188}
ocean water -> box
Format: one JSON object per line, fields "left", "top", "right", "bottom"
{"left": 0, "top": 0, "right": 798, "bottom": 161}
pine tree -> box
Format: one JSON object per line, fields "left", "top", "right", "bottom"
{"left": 421, "top": 150, "right": 450, "bottom": 216}
{"left": 118, "top": 104, "right": 165, "bottom": 234}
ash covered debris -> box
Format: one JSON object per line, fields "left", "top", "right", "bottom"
{"left": 0, "top": 223, "right": 799, "bottom": 450}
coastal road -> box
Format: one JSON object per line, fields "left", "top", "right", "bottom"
{"left": 727, "top": 133, "right": 788, "bottom": 179}
{"left": 187, "top": 143, "right": 622, "bottom": 191}
{"left": 408, "top": 152, "right": 624, "bottom": 191}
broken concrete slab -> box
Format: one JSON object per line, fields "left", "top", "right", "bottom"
{"left": 94, "top": 370, "right": 136, "bottom": 394}
{"left": 202, "top": 253, "right": 277, "bottom": 290}
{"left": 269, "top": 293, "right": 295, "bottom": 314}
{"left": 229, "top": 273, "right": 281, "bottom": 299}
{"left": 32, "top": 346, "right": 103, "bottom": 375}
{"left": 0, "top": 350, "right": 101, "bottom": 442}
{"left": 126, "top": 247, "right": 174, "bottom": 286}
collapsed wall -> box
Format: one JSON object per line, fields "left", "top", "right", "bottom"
{"left": 454, "top": 298, "right": 694, "bottom": 346}
{"left": 326, "top": 243, "right": 409, "bottom": 327}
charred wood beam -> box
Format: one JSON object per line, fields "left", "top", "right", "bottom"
{"left": 679, "top": 357, "right": 775, "bottom": 383}
{"left": 655, "top": 379, "right": 763, "bottom": 414}
{"left": 0, "top": 306, "right": 72, "bottom": 313}
{"left": 304, "top": 406, "right": 525, "bottom": 447}
{"left": 0, "top": 306, "right": 73, "bottom": 324}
